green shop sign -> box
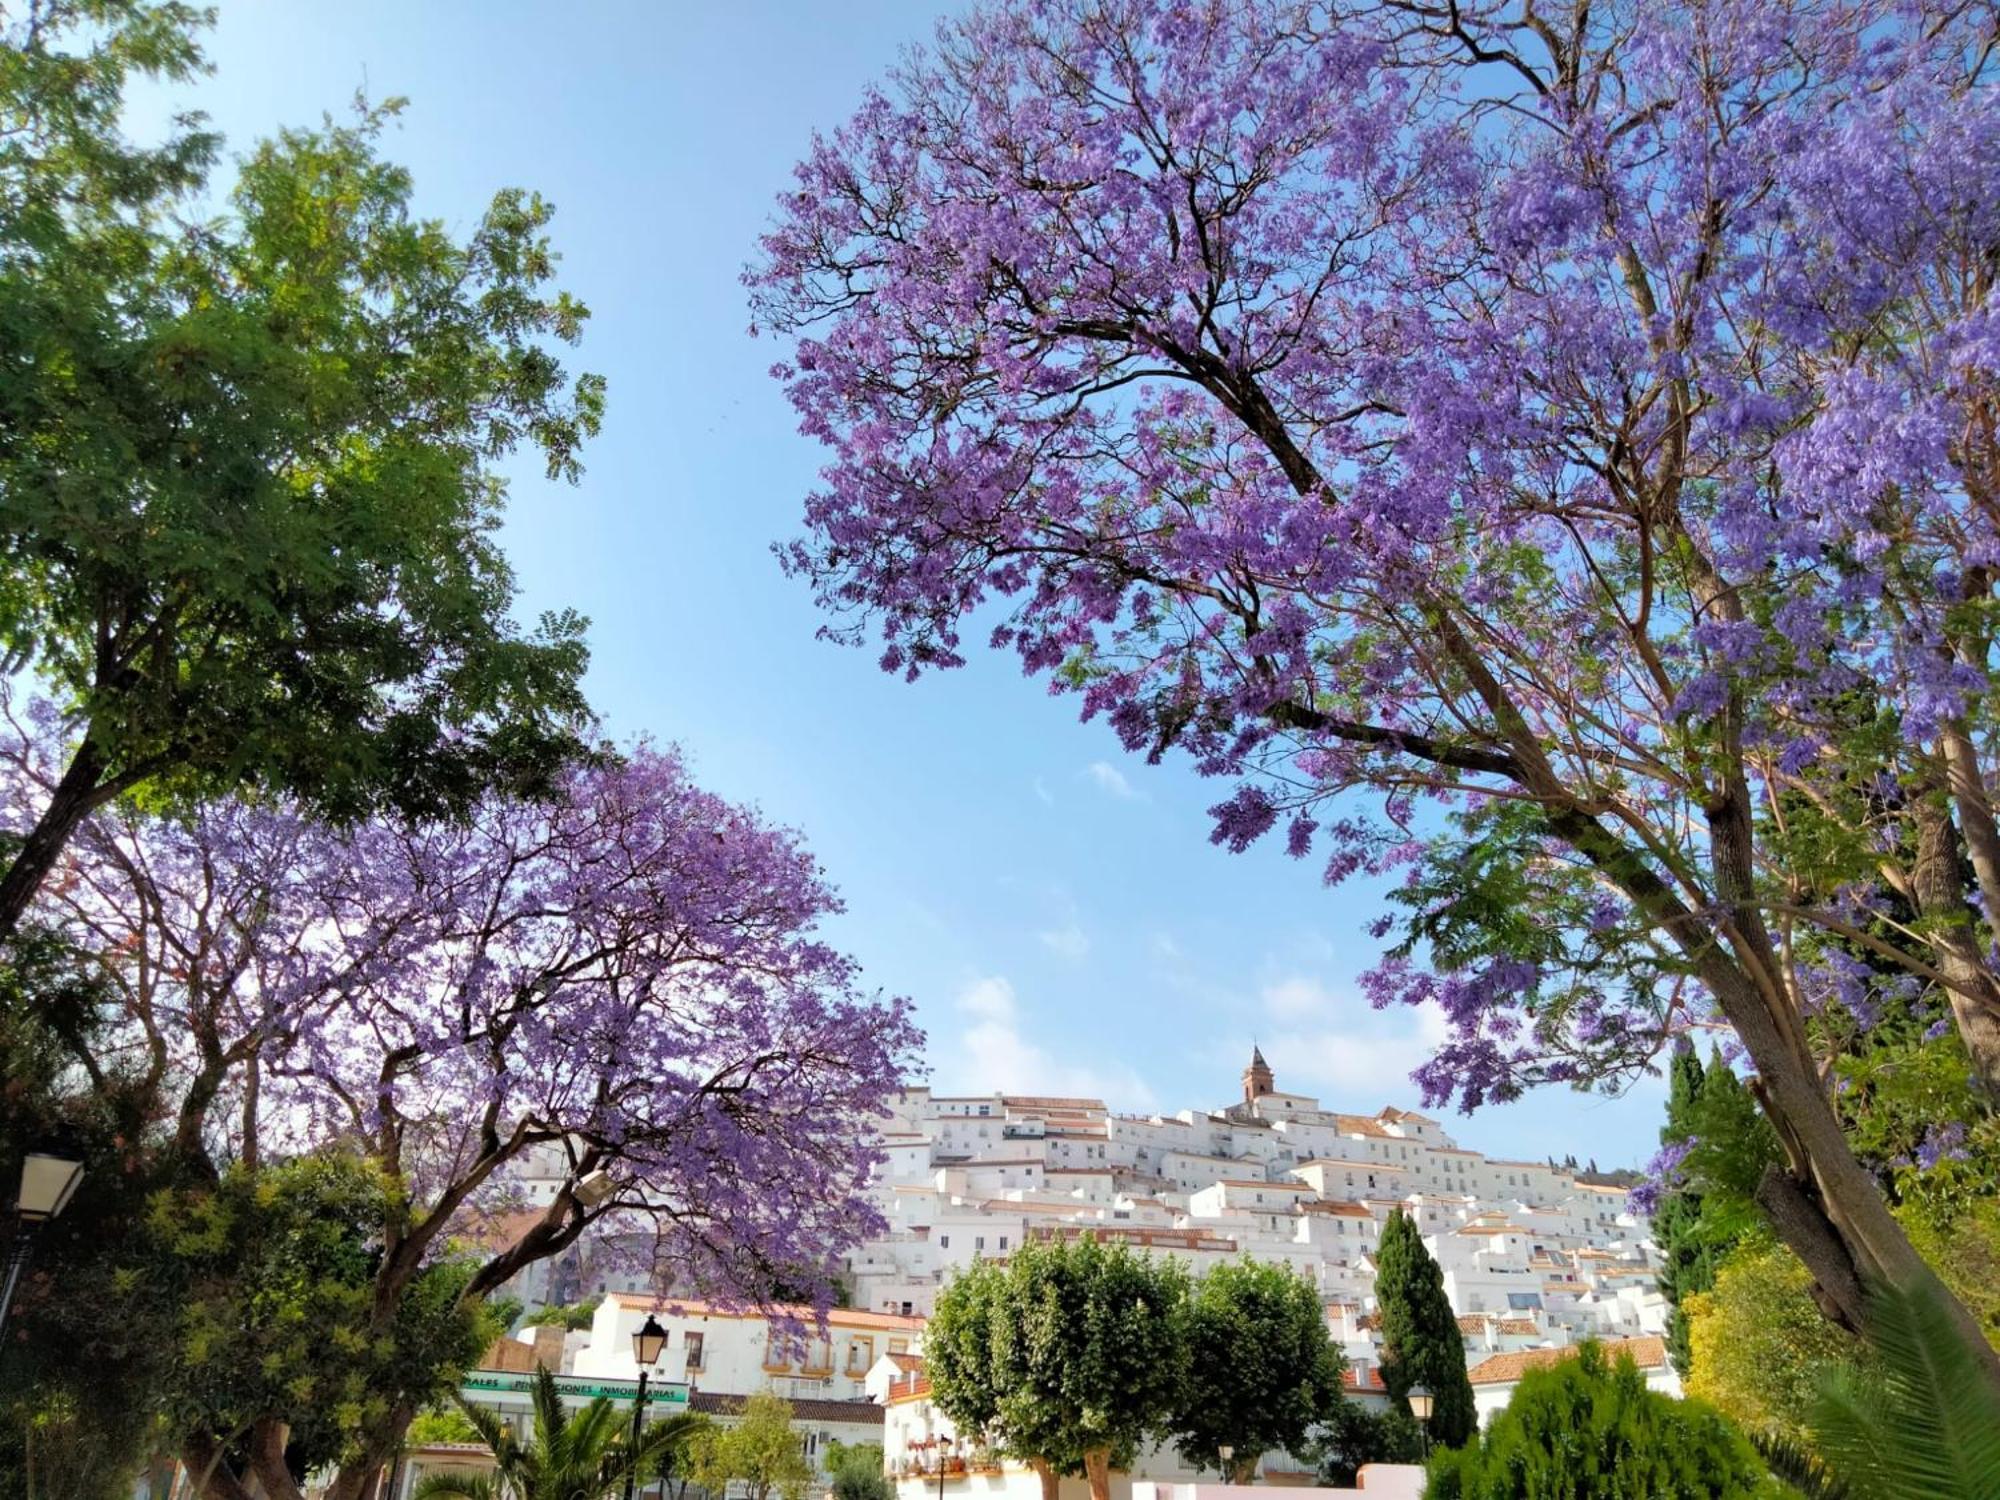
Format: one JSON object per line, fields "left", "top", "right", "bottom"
{"left": 460, "top": 1372, "right": 691, "bottom": 1408}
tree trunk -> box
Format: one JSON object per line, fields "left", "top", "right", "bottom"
{"left": 180, "top": 1434, "right": 259, "bottom": 1500}
{"left": 1228, "top": 1454, "right": 1258, "bottom": 1484}
{"left": 1081, "top": 1448, "right": 1112, "bottom": 1500}
{"left": 1715, "top": 956, "right": 2000, "bottom": 1385}
{"left": 0, "top": 733, "right": 108, "bottom": 941}
{"left": 1030, "top": 1457, "right": 1061, "bottom": 1500}
{"left": 1910, "top": 790, "right": 2000, "bottom": 1099}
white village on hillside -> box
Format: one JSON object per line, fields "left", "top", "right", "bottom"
{"left": 397, "top": 1050, "right": 1673, "bottom": 1499}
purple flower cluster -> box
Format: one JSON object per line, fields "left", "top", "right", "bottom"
{"left": 6, "top": 710, "right": 921, "bottom": 1311}
{"left": 750, "top": 0, "right": 2000, "bottom": 1109}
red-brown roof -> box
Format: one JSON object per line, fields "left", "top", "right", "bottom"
{"left": 1466, "top": 1337, "right": 1667, "bottom": 1386}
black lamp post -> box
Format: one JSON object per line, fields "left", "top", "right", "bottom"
{"left": 0, "top": 1153, "right": 83, "bottom": 1338}
{"left": 624, "top": 1314, "right": 669, "bottom": 1500}
{"left": 937, "top": 1434, "right": 958, "bottom": 1500}
{"left": 1218, "top": 1444, "right": 1235, "bottom": 1482}
{"left": 1406, "top": 1383, "right": 1434, "bottom": 1460}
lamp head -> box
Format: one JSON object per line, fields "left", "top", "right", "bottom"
{"left": 1406, "top": 1383, "right": 1434, "bottom": 1422}
{"left": 633, "top": 1313, "right": 669, "bottom": 1368}
{"left": 16, "top": 1155, "right": 83, "bottom": 1222}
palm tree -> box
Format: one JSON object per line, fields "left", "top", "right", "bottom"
{"left": 411, "top": 1366, "right": 707, "bottom": 1500}
{"left": 1758, "top": 1281, "right": 2000, "bottom": 1499}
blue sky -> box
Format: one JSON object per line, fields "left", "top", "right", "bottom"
{"left": 126, "top": 1, "right": 1664, "bottom": 1167}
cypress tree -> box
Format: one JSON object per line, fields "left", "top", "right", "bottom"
{"left": 1651, "top": 1046, "right": 1778, "bottom": 1375}
{"left": 1653, "top": 1046, "right": 1711, "bottom": 1375}
{"left": 1375, "top": 1208, "right": 1477, "bottom": 1448}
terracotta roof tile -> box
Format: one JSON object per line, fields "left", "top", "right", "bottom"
{"left": 1466, "top": 1337, "right": 1667, "bottom": 1386}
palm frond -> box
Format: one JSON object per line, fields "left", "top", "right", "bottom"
{"left": 1752, "top": 1429, "right": 1849, "bottom": 1499}
{"left": 409, "top": 1473, "right": 499, "bottom": 1500}
{"left": 1803, "top": 1280, "right": 2000, "bottom": 1500}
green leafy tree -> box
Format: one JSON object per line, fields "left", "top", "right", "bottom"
{"left": 926, "top": 1234, "right": 1188, "bottom": 1500}
{"left": 1305, "top": 1403, "right": 1421, "bottom": 1488}
{"left": 1373, "top": 1209, "right": 1475, "bottom": 1449}
{"left": 689, "top": 1392, "right": 814, "bottom": 1500}
{"left": 1425, "top": 1342, "right": 1780, "bottom": 1499}
{"left": 412, "top": 1367, "right": 702, "bottom": 1500}
{"left": 1685, "top": 1238, "right": 1869, "bottom": 1445}
{"left": 144, "top": 1156, "right": 505, "bottom": 1493}
{"left": 1172, "top": 1259, "right": 1345, "bottom": 1480}
{"left": 825, "top": 1441, "right": 893, "bottom": 1500}
{"left": 0, "top": 0, "right": 603, "bottom": 938}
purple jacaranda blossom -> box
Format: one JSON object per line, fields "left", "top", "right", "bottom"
{"left": 1915, "top": 1121, "right": 1971, "bottom": 1170}
{"left": 4, "top": 707, "right": 921, "bottom": 1317}
{"left": 750, "top": 0, "right": 2000, "bottom": 1339}
{"left": 1629, "top": 1139, "right": 1695, "bottom": 1217}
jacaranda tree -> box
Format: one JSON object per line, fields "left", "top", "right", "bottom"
{"left": 750, "top": 0, "right": 2000, "bottom": 1382}
{"left": 3, "top": 710, "right": 919, "bottom": 1500}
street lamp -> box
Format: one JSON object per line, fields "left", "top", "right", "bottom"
{"left": 1406, "top": 1384, "right": 1434, "bottom": 1460}
{"left": 0, "top": 1153, "right": 83, "bottom": 1337}
{"left": 624, "top": 1314, "right": 669, "bottom": 1500}
{"left": 937, "top": 1434, "right": 958, "bottom": 1500}
{"left": 1218, "top": 1444, "right": 1235, "bottom": 1483}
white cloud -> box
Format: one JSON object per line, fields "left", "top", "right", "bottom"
{"left": 938, "top": 974, "right": 1157, "bottom": 1109}
{"left": 1255, "top": 973, "right": 1452, "bottom": 1101}
{"left": 1262, "top": 975, "right": 1339, "bottom": 1021}
{"left": 1037, "top": 920, "right": 1091, "bottom": 960}
{"left": 1033, "top": 776, "right": 1055, "bottom": 806}
{"left": 1264, "top": 1004, "right": 1456, "bottom": 1096}
{"left": 1083, "top": 760, "right": 1143, "bottom": 800}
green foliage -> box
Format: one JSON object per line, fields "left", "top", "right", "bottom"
{"left": 1374, "top": 1209, "right": 1476, "bottom": 1449}
{"left": 0, "top": 935, "right": 182, "bottom": 1499}
{"left": 1653, "top": 1047, "right": 1782, "bottom": 1376}
{"left": 826, "top": 1440, "right": 893, "bottom": 1500}
{"left": 1790, "top": 1280, "right": 2000, "bottom": 1500}
{"left": 534, "top": 1294, "right": 604, "bottom": 1332}
{"left": 1424, "top": 1342, "right": 1780, "bottom": 1499}
{"left": 926, "top": 1234, "right": 1188, "bottom": 1484}
{"left": 1685, "top": 1237, "right": 1870, "bottom": 1444}
{"left": 1172, "top": 1258, "right": 1346, "bottom": 1479}
{"left": 1307, "top": 1401, "right": 1420, "bottom": 1487}
{"left": 690, "top": 1391, "right": 813, "bottom": 1500}
{"left": 0, "top": 0, "right": 604, "bottom": 927}
{"left": 407, "top": 1406, "right": 485, "bottom": 1447}
{"left": 419, "top": 1367, "right": 702, "bottom": 1500}
{"left": 146, "top": 1155, "right": 502, "bottom": 1474}
{"left": 1383, "top": 798, "right": 1689, "bottom": 1096}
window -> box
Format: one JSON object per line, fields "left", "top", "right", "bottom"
{"left": 939, "top": 1234, "right": 950, "bottom": 1249}
{"left": 975, "top": 1235, "right": 986, "bottom": 1251}
{"left": 848, "top": 1336, "right": 874, "bottom": 1374}
{"left": 999, "top": 1235, "right": 1009, "bottom": 1250}
{"left": 685, "top": 1332, "right": 705, "bottom": 1371}
{"left": 890, "top": 1338, "right": 909, "bottom": 1354}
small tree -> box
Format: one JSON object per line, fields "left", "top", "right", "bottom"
{"left": 690, "top": 1392, "right": 814, "bottom": 1500}
{"left": 926, "top": 1234, "right": 1187, "bottom": 1500}
{"left": 1306, "top": 1402, "right": 1421, "bottom": 1488}
{"left": 1374, "top": 1210, "right": 1476, "bottom": 1448}
{"left": 824, "top": 1441, "right": 892, "bottom": 1500}
{"left": 1424, "top": 1343, "right": 1774, "bottom": 1500}
{"left": 1173, "top": 1259, "right": 1344, "bottom": 1480}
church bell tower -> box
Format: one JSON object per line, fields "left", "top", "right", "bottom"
{"left": 1242, "top": 1044, "right": 1275, "bottom": 1104}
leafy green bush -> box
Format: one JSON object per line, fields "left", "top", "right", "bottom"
{"left": 1424, "top": 1342, "right": 1780, "bottom": 1499}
